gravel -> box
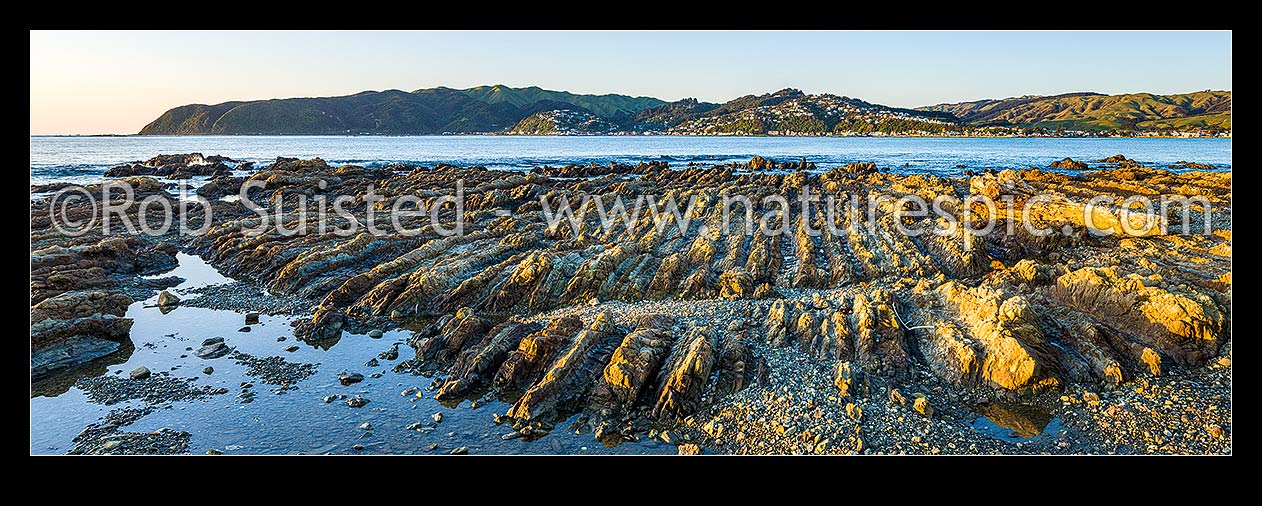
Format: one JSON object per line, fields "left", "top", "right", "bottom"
{"left": 181, "top": 281, "right": 314, "bottom": 315}
{"left": 73, "top": 372, "right": 229, "bottom": 405}
{"left": 68, "top": 406, "right": 191, "bottom": 455}
{"left": 231, "top": 351, "right": 318, "bottom": 391}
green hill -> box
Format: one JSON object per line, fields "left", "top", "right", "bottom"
{"left": 457, "top": 85, "right": 664, "bottom": 120}
{"left": 141, "top": 101, "right": 246, "bottom": 135}
{"left": 139, "top": 89, "right": 527, "bottom": 135}
{"left": 919, "top": 91, "right": 1231, "bottom": 132}
{"left": 666, "top": 89, "right": 965, "bottom": 135}
{"left": 507, "top": 109, "right": 619, "bottom": 135}
{"left": 630, "top": 98, "right": 721, "bottom": 131}
{"left": 138, "top": 86, "right": 1231, "bottom": 136}
{"left": 140, "top": 86, "right": 665, "bottom": 135}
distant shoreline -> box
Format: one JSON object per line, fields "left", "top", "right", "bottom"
{"left": 31, "top": 133, "right": 1233, "bottom": 139}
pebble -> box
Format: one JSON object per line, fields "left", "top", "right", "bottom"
{"left": 196, "top": 342, "right": 231, "bottom": 359}
{"left": 368, "top": 329, "right": 384, "bottom": 338}
{"left": 206, "top": 448, "right": 223, "bottom": 455}
{"left": 912, "top": 396, "right": 934, "bottom": 418}
{"left": 450, "top": 446, "right": 469, "bottom": 455}
{"left": 346, "top": 396, "right": 370, "bottom": 408}
{"left": 238, "top": 326, "right": 251, "bottom": 333}
{"left": 359, "top": 422, "right": 373, "bottom": 431}
{"left": 352, "top": 444, "right": 364, "bottom": 451}
{"left": 245, "top": 312, "right": 260, "bottom": 325}
{"left": 427, "top": 443, "right": 439, "bottom": 451}
{"left": 129, "top": 366, "right": 151, "bottom": 380}
{"left": 432, "top": 413, "right": 444, "bottom": 424}
{"left": 284, "top": 345, "right": 299, "bottom": 352}
{"left": 338, "top": 372, "right": 365, "bottom": 386}
{"left": 157, "top": 290, "right": 180, "bottom": 308}
{"left": 203, "top": 367, "right": 214, "bottom": 375}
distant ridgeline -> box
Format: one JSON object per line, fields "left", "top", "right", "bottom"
{"left": 140, "top": 85, "right": 1231, "bottom": 136}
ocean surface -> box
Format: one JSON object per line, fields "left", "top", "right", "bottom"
{"left": 30, "top": 136, "right": 1232, "bottom": 185}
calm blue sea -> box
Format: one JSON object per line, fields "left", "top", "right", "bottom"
{"left": 30, "top": 135, "right": 1232, "bottom": 185}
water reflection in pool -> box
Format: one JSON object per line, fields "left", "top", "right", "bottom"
{"left": 30, "top": 253, "right": 674, "bottom": 455}
{"left": 971, "top": 402, "right": 1063, "bottom": 441}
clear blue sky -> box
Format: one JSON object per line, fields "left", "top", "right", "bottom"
{"left": 30, "top": 30, "right": 1232, "bottom": 134}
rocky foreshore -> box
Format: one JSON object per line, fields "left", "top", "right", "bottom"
{"left": 30, "top": 153, "right": 1232, "bottom": 454}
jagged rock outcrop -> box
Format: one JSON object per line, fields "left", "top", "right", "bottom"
{"left": 35, "top": 153, "right": 1230, "bottom": 441}
{"left": 31, "top": 291, "right": 132, "bottom": 323}
{"left": 1052, "top": 266, "right": 1225, "bottom": 365}
{"left": 587, "top": 314, "right": 676, "bottom": 415}
{"left": 105, "top": 153, "right": 236, "bottom": 179}
{"left": 436, "top": 321, "right": 543, "bottom": 400}
{"left": 493, "top": 315, "right": 584, "bottom": 392}
{"left": 935, "top": 281, "right": 1059, "bottom": 391}
{"left": 1049, "top": 157, "right": 1089, "bottom": 170}
{"left": 506, "top": 311, "right": 624, "bottom": 423}
{"left": 651, "top": 327, "right": 718, "bottom": 421}
{"left": 30, "top": 193, "right": 184, "bottom": 381}
{"left": 31, "top": 237, "right": 178, "bottom": 304}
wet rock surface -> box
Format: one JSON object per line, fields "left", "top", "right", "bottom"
{"left": 30, "top": 181, "right": 187, "bottom": 379}
{"left": 104, "top": 153, "right": 236, "bottom": 180}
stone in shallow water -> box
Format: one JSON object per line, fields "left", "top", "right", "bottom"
{"left": 338, "top": 372, "right": 364, "bottom": 385}
{"left": 157, "top": 290, "right": 180, "bottom": 308}
{"left": 195, "top": 342, "right": 230, "bottom": 359}
{"left": 129, "top": 366, "right": 151, "bottom": 380}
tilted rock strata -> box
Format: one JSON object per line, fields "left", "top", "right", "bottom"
{"left": 34, "top": 155, "right": 1227, "bottom": 438}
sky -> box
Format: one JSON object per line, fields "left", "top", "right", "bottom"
{"left": 30, "top": 30, "right": 1232, "bottom": 135}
